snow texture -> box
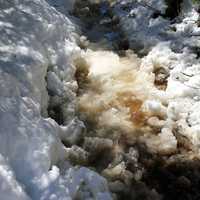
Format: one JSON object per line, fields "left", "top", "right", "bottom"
{"left": 0, "top": 0, "right": 112, "bottom": 199}
{"left": 113, "top": 0, "right": 200, "bottom": 54}
{"left": 1, "top": 0, "right": 200, "bottom": 199}
{"left": 77, "top": 0, "right": 200, "bottom": 155}
{"left": 111, "top": 0, "right": 199, "bottom": 153}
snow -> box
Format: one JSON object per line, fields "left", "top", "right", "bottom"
{"left": 0, "top": 0, "right": 112, "bottom": 199}
{"left": 138, "top": 42, "right": 200, "bottom": 153}
{"left": 77, "top": 0, "right": 200, "bottom": 155}
{"left": 46, "top": 0, "right": 76, "bottom": 14}
{"left": 113, "top": 0, "right": 169, "bottom": 53}
{"left": 0, "top": 154, "right": 30, "bottom": 200}
{"left": 113, "top": 0, "right": 200, "bottom": 54}
{"left": 1, "top": 0, "right": 200, "bottom": 198}
{"left": 77, "top": 41, "right": 200, "bottom": 155}
{"left": 111, "top": 0, "right": 200, "bottom": 154}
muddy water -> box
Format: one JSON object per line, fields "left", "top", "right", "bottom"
{"left": 72, "top": 1, "right": 200, "bottom": 200}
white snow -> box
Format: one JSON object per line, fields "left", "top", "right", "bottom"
{"left": 0, "top": 0, "right": 112, "bottom": 199}
{"left": 0, "top": 154, "right": 30, "bottom": 200}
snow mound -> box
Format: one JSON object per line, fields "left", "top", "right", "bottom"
{"left": 0, "top": 0, "right": 112, "bottom": 199}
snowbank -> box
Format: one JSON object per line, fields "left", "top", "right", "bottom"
{"left": 0, "top": 0, "right": 112, "bottom": 199}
